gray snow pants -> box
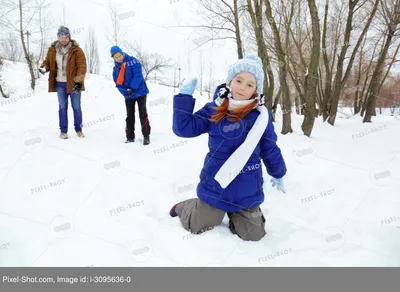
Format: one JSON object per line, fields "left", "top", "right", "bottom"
{"left": 175, "top": 198, "right": 266, "bottom": 241}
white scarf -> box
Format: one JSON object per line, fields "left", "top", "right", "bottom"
{"left": 56, "top": 41, "right": 72, "bottom": 77}
{"left": 214, "top": 92, "right": 269, "bottom": 189}
{"left": 227, "top": 96, "right": 255, "bottom": 110}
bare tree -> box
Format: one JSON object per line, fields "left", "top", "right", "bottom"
{"left": 319, "top": 0, "right": 343, "bottom": 119}
{"left": 298, "top": 0, "right": 320, "bottom": 136}
{"left": 232, "top": 0, "right": 245, "bottom": 58}
{"left": 246, "top": 0, "right": 275, "bottom": 110}
{"left": 286, "top": 0, "right": 310, "bottom": 115}
{"left": 85, "top": 26, "right": 100, "bottom": 74}
{"left": 199, "top": 50, "right": 204, "bottom": 95}
{"left": 33, "top": 0, "right": 53, "bottom": 79}
{"left": 178, "top": 0, "right": 246, "bottom": 59}
{"left": 355, "top": 36, "right": 382, "bottom": 115}
{"left": 363, "top": 0, "right": 400, "bottom": 122}
{"left": 263, "top": 0, "right": 294, "bottom": 134}
{"left": 0, "top": 55, "right": 7, "bottom": 98}
{"left": 353, "top": 35, "right": 369, "bottom": 114}
{"left": 105, "top": 0, "right": 126, "bottom": 46}
{"left": 0, "top": 0, "right": 19, "bottom": 28}
{"left": 377, "top": 42, "right": 400, "bottom": 100}
{"left": 124, "top": 41, "right": 173, "bottom": 81}
{"left": 326, "top": 0, "right": 359, "bottom": 125}
{"left": 324, "top": 0, "right": 379, "bottom": 125}
{"left": 0, "top": 33, "right": 23, "bottom": 62}
{"left": 284, "top": 0, "right": 380, "bottom": 126}
{"left": 205, "top": 53, "right": 215, "bottom": 100}
{"left": 18, "top": 0, "right": 35, "bottom": 90}
{"left": 61, "top": 0, "right": 66, "bottom": 25}
{"left": 1, "top": 0, "right": 50, "bottom": 87}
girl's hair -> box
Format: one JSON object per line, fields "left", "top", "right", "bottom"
{"left": 209, "top": 93, "right": 258, "bottom": 123}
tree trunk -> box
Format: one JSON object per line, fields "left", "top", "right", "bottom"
{"left": 233, "top": 0, "right": 243, "bottom": 59}
{"left": 0, "top": 84, "right": 7, "bottom": 98}
{"left": 360, "top": 86, "right": 371, "bottom": 116}
{"left": 271, "top": 87, "right": 282, "bottom": 121}
{"left": 295, "top": 95, "right": 300, "bottom": 114}
{"left": 341, "top": 0, "right": 380, "bottom": 86}
{"left": 327, "top": 0, "right": 358, "bottom": 125}
{"left": 325, "top": 0, "right": 379, "bottom": 122}
{"left": 264, "top": 55, "right": 274, "bottom": 110}
{"left": 378, "top": 42, "right": 400, "bottom": 92}
{"left": 354, "top": 91, "right": 360, "bottom": 114}
{"left": 19, "top": 0, "right": 35, "bottom": 90}
{"left": 363, "top": 31, "right": 395, "bottom": 122}
{"left": 354, "top": 38, "right": 366, "bottom": 114}
{"left": 247, "top": 0, "right": 274, "bottom": 110}
{"left": 264, "top": 0, "right": 292, "bottom": 134}
{"left": 360, "top": 37, "right": 381, "bottom": 116}
{"left": 321, "top": 0, "right": 331, "bottom": 122}
{"left": 302, "top": 0, "right": 320, "bottom": 137}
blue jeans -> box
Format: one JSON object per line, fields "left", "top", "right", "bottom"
{"left": 56, "top": 82, "right": 82, "bottom": 133}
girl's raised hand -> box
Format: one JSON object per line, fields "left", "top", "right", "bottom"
{"left": 179, "top": 77, "right": 198, "bottom": 96}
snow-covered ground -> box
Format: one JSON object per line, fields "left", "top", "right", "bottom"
{"left": 0, "top": 60, "right": 399, "bottom": 267}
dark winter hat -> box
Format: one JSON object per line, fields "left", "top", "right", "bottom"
{"left": 110, "top": 46, "right": 123, "bottom": 56}
{"left": 57, "top": 26, "right": 71, "bottom": 38}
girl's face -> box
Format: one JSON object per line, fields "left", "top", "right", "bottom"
{"left": 113, "top": 52, "right": 124, "bottom": 63}
{"left": 230, "top": 72, "right": 257, "bottom": 100}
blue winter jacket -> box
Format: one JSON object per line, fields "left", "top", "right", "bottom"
{"left": 112, "top": 53, "right": 149, "bottom": 99}
{"left": 172, "top": 83, "right": 287, "bottom": 213}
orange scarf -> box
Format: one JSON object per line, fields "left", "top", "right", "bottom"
{"left": 116, "top": 62, "right": 127, "bottom": 85}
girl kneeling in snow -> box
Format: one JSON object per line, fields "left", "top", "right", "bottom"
{"left": 170, "top": 56, "right": 287, "bottom": 241}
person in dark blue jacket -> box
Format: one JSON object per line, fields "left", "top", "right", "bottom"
{"left": 169, "top": 55, "right": 287, "bottom": 241}
{"left": 111, "top": 46, "right": 151, "bottom": 145}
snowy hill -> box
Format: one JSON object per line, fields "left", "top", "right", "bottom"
{"left": 0, "top": 60, "right": 399, "bottom": 267}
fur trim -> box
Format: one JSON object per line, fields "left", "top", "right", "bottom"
{"left": 51, "top": 40, "right": 79, "bottom": 47}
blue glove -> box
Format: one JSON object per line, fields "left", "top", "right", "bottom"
{"left": 270, "top": 177, "right": 286, "bottom": 194}
{"left": 179, "top": 77, "right": 198, "bottom": 96}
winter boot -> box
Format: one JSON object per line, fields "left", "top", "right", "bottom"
{"left": 169, "top": 203, "right": 179, "bottom": 217}
{"left": 59, "top": 132, "right": 68, "bottom": 139}
{"left": 143, "top": 136, "right": 150, "bottom": 145}
{"left": 125, "top": 127, "right": 135, "bottom": 143}
{"left": 77, "top": 131, "right": 85, "bottom": 138}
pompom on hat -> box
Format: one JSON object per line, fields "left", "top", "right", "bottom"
{"left": 57, "top": 26, "right": 71, "bottom": 38}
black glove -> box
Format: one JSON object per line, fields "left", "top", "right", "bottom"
{"left": 72, "top": 83, "right": 82, "bottom": 94}
{"left": 125, "top": 88, "right": 134, "bottom": 97}
{"left": 39, "top": 66, "right": 47, "bottom": 75}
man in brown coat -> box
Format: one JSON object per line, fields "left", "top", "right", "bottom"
{"left": 40, "top": 26, "right": 87, "bottom": 139}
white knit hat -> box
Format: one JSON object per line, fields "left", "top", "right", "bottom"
{"left": 226, "top": 55, "right": 264, "bottom": 94}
